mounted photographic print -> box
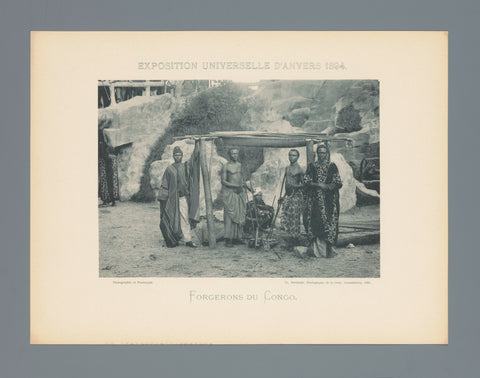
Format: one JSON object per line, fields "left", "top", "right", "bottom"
{"left": 31, "top": 31, "right": 447, "bottom": 344}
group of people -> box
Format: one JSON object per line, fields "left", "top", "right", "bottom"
{"left": 157, "top": 143, "right": 342, "bottom": 258}
{"left": 278, "top": 144, "right": 342, "bottom": 257}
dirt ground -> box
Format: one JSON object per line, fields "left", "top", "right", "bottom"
{"left": 99, "top": 202, "right": 380, "bottom": 278}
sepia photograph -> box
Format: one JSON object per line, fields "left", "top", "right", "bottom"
{"left": 98, "top": 79, "right": 380, "bottom": 278}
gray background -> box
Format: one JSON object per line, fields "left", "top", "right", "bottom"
{"left": 1, "top": 0, "right": 477, "bottom": 377}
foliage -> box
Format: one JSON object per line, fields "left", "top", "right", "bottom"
{"left": 241, "top": 95, "right": 269, "bottom": 125}
{"left": 132, "top": 82, "right": 250, "bottom": 202}
{"left": 361, "top": 81, "right": 379, "bottom": 97}
{"left": 336, "top": 104, "right": 362, "bottom": 133}
{"left": 286, "top": 107, "right": 310, "bottom": 127}
{"left": 170, "top": 82, "right": 249, "bottom": 135}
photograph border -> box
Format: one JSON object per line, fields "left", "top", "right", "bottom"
{"left": 97, "top": 78, "right": 381, "bottom": 279}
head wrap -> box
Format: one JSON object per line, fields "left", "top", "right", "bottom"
{"left": 316, "top": 142, "right": 330, "bottom": 164}
{"left": 173, "top": 146, "right": 183, "bottom": 154}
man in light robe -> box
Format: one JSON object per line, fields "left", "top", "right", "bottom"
{"left": 221, "top": 148, "right": 251, "bottom": 247}
{"left": 158, "top": 146, "right": 200, "bottom": 248}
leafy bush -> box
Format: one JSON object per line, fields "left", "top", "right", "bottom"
{"left": 336, "top": 104, "right": 362, "bottom": 132}
{"left": 131, "top": 82, "right": 250, "bottom": 202}
{"left": 170, "top": 82, "right": 249, "bottom": 135}
{"left": 286, "top": 107, "right": 310, "bottom": 127}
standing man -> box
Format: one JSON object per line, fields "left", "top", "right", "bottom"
{"left": 158, "top": 146, "right": 200, "bottom": 248}
{"left": 280, "top": 149, "right": 305, "bottom": 243}
{"left": 221, "top": 148, "right": 250, "bottom": 247}
{"left": 303, "top": 143, "right": 342, "bottom": 258}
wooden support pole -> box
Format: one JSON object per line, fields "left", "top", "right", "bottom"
{"left": 306, "top": 139, "right": 315, "bottom": 166}
{"left": 199, "top": 138, "right": 216, "bottom": 248}
{"left": 109, "top": 85, "right": 116, "bottom": 106}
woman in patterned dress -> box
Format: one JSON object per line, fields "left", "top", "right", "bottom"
{"left": 280, "top": 149, "right": 305, "bottom": 243}
{"left": 303, "top": 143, "right": 342, "bottom": 258}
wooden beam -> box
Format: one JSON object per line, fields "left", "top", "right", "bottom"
{"left": 199, "top": 138, "right": 216, "bottom": 248}
{"left": 174, "top": 133, "right": 353, "bottom": 148}
{"left": 336, "top": 231, "right": 380, "bottom": 247}
{"left": 109, "top": 85, "right": 116, "bottom": 106}
{"left": 306, "top": 139, "right": 315, "bottom": 166}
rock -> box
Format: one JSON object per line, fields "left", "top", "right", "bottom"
{"left": 100, "top": 94, "right": 178, "bottom": 200}
{"left": 255, "top": 80, "right": 328, "bottom": 101}
{"left": 245, "top": 80, "right": 379, "bottom": 174}
{"left": 337, "top": 230, "right": 380, "bottom": 247}
{"left": 302, "top": 120, "right": 333, "bottom": 132}
{"left": 254, "top": 119, "right": 305, "bottom": 134}
{"left": 102, "top": 80, "right": 379, "bottom": 207}
{"left": 356, "top": 182, "right": 380, "bottom": 206}
{"left": 347, "top": 243, "right": 355, "bottom": 248}
{"left": 293, "top": 246, "right": 309, "bottom": 258}
{"left": 332, "top": 82, "right": 379, "bottom": 144}
{"left": 271, "top": 96, "right": 315, "bottom": 115}
{"left": 332, "top": 152, "right": 358, "bottom": 212}
{"left": 101, "top": 94, "right": 176, "bottom": 147}
{"left": 291, "top": 107, "right": 311, "bottom": 116}
{"left": 194, "top": 218, "right": 225, "bottom": 245}
{"left": 117, "top": 139, "right": 157, "bottom": 200}
{"left": 213, "top": 210, "right": 224, "bottom": 222}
